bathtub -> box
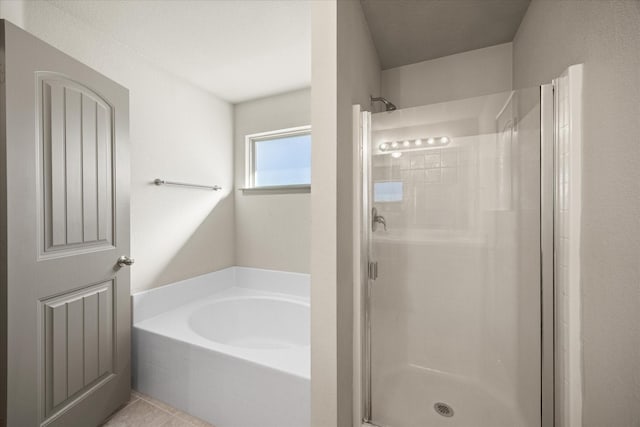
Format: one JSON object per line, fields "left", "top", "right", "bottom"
{"left": 132, "top": 267, "right": 310, "bottom": 427}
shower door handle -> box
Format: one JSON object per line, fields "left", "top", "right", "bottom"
{"left": 368, "top": 261, "right": 378, "bottom": 280}
{"left": 372, "top": 207, "right": 387, "bottom": 232}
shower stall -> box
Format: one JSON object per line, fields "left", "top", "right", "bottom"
{"left": 357, "top": 86, "right": 555, "bottom": 427}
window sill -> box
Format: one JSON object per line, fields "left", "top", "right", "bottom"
{"left": 239, "top": 184, "right": 311, "bottom": 195}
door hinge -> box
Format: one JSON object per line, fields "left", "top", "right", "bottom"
{"left": 368, "top": 261, "right": 378, "bottom": 280}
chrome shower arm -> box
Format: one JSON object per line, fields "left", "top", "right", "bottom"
{"left": 370, "top": 96, "right": 397, "bottom": 111}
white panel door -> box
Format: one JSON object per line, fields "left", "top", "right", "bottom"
{"left": 1, "top": 20, "right": 131, "bottom": 426}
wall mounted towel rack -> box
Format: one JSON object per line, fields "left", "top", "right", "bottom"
{"left": 153, "top": 178, "right": 222, "bottom": 191}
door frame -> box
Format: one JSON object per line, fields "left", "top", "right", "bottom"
{"left": 540, "top": 83, "right": 556, "bottom": 427}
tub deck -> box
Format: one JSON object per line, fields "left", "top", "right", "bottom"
{"left": 132, "top": 267, "right": 310, "bottom": 427}
{"left": 135, "top": 286, "right": 309, "bottom": 379}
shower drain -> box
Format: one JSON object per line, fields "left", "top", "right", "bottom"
{"left": 434, "top": 402, "right": 454, "bottom": 418}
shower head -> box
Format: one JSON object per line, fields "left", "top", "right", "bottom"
{"left": 370, "top": 96, "right": 397, "bottom": 112}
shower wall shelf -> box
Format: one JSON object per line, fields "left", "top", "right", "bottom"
{"left": 153, "top": 178, "right": 222, "bottom": 191}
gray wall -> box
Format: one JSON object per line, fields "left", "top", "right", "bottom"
{"left": 336, "top": 1, "right": 382, "bottom": 424}
{"left": 311, "top": 0, "right": 381, "bottom": 425}
{"left": 513, "top": 1, "right": 640, "bottom": 425}
{"left": 381, "top": 42, "right": 513, "bottom": 108}
{"left": 234, "top": 88, "right": 311, "bottom": 273}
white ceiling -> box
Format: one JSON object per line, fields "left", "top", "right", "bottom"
{"left": 361, "top": 0, "right": 530, "bottom": 70}
{"left": 48, "top": 0, "right": 311, "bottom": 103}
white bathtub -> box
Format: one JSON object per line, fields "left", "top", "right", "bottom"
{"left": 132, "top": 267, "right": 310, "bottom": 427}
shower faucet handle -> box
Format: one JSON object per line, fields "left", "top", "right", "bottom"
{"left": 372, "top": 207, "right": 387, "bottom": 232}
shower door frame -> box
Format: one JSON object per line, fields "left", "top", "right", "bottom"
{"left": 355, "top": 84, "right": 556, "bottom": 427}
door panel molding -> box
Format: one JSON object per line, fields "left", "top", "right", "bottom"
{"left": 37, "top": 72, "right": 116, "bottom": 259}
{"left": 40, "top": 280, "right": 115, "bottom": 422}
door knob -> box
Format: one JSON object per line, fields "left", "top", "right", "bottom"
{"left": 117, "top": 255, "right": 135, "bottom": 267}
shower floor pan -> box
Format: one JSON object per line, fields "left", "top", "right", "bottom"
{"left": 370, "top": 366, "right": 527, "bottom": 427}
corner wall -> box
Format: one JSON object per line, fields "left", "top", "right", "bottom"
{"left": 234, "top": 88, "right": 311, "bottom": 273}
{"left": 336, "top": 1, "right": 381, "bottom": 424}
{"left": 2, "top": 0, "right": 236, "bottom": 293}
{"left": 513, "top": 1, "right": 640, "bottom": 426}
{"left": 311, "top": 0, "right": 381, "bottom": 425}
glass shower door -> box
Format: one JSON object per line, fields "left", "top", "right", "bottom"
{"left": 365, "top": 88, "right": 544, "bottom": 427}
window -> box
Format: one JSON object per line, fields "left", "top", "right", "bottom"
{"left": 374, "top": 181, "right": 403, "bottom": 202}
{"left": 245, "top": 126, "right": 311, "bottom": 189}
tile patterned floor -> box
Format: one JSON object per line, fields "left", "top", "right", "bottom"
{"left": 101, "top": 391, "right": 214, "bottom": 427}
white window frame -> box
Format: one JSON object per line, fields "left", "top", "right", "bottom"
{"left": 244, "top": 125, "right": 312, "bottom": 191}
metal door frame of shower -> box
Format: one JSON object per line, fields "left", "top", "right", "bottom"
{"left": 354, "top": 84, "right": 557, "bottom": 427}
{"left": 540, "top": 83, "right": 555, "bottom": 427}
